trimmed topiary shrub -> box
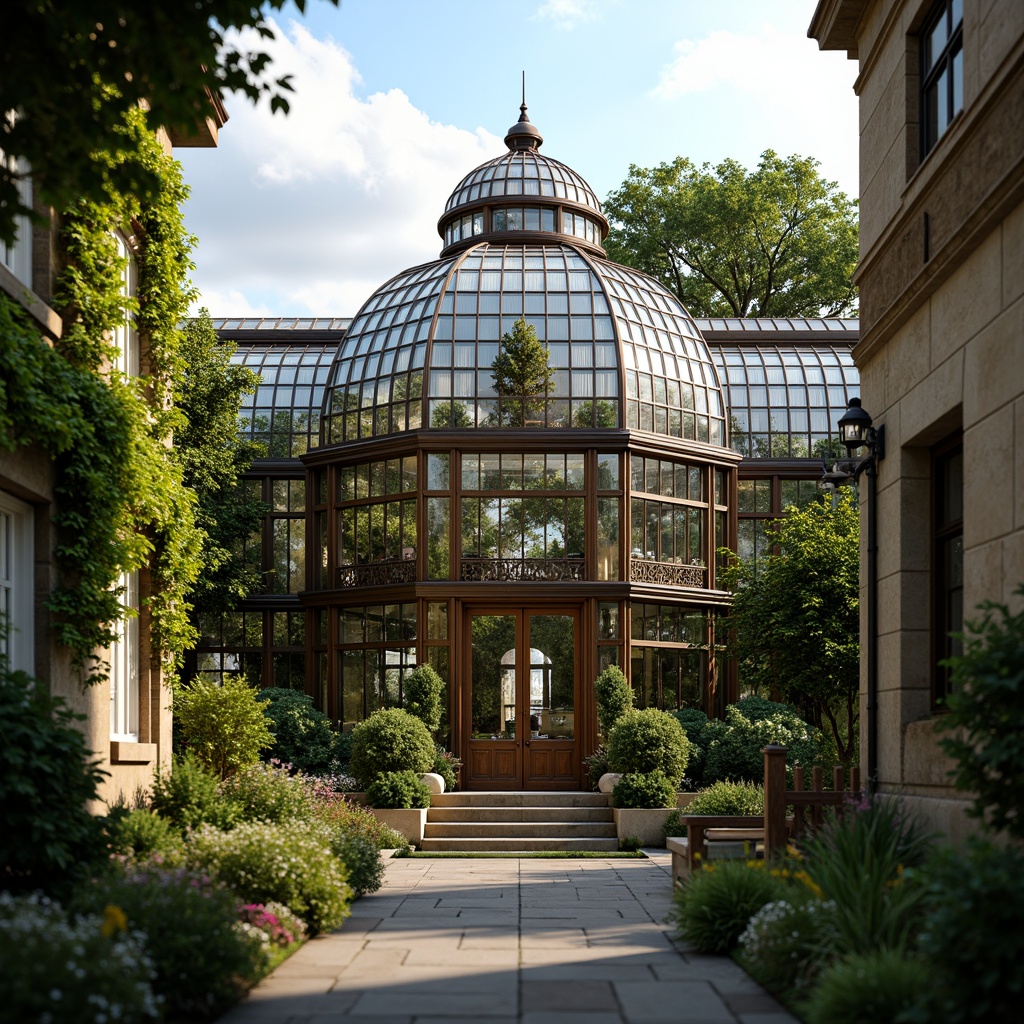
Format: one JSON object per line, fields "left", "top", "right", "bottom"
{"left": 187, "top": 819, "right": 352, "bottom": 934}
{"left": 0, "top": 667, "right": 109, "bottom": 896}
{"left": 664, "top": 781, "right": 765, "bottom": 838}
{"left": 612, "top": 769, "right": 676, "bottom": 808}
{"left": 78, "top": 866, "right": 266, "bottom": 1020}
{"left": 607, "top": 708, "right": 691, "bottom": 784}
{"left": 594, "top": 664, "right": 634, "bottom": 738}
{"left": 151, "top": 751, "right": 240, "bottom": 832}
{"left": 260, "top": 687, "right": 336, "bottom": 774}
{"left": 349, "top": 708, "right": 436, "bottom": 789}
{"left": 403, "top": 664, "right": 446, "bottom": 734}
{"left": 366, "top": 769, "right": 431, "bottom": 809}
{"left": 671, "top": 859, "right": 790, "bottom": 954}
{"left": 175, "top": 675, "right": 274, "bottom": 779}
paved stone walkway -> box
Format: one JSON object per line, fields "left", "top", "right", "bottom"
{"left": 218, "top": 852, "right": 798, "bottom": 1024}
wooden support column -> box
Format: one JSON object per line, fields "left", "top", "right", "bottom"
{"left": 762, "top": 744, "right": 788, "bottom": 857}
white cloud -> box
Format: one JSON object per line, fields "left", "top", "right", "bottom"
{"left": 533, "top": 0, "right": 602, "bottom": 30}
{"left": 178, "top": 20, "right": 500, "bottom": 317}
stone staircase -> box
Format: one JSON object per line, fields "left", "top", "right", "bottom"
{"left": 421, "top": 791, "right": 618, "bottom": 852}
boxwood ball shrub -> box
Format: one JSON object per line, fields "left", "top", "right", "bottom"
{"left": 671, "top": 859, "right": 789, "bottom": 955}
{"left": 664, "top": 781, "right": 765, "bottom": 838}
{"left": 260, "top": 687, "right": 336, "bottom": 774}
{"left": 77, "top": 866, "right": 266, "bottom": 1020}
{"left": 188, "top": 819, "right": 352, "bottom": 934}
{"left": 612, "top": 769, "right": 676, "bottom": 808}
{"left": 366, "top": 769, "right": 431, "bottom": 809}
{"left": 402, "top": 664, "right": 446, "bottom": 734}
{"left": 607, "top": 708, "right": 691, "bottom": 784}
{"left": 349, "top": 708, "right": 436, "bottom": 789}
{"left": 0, "top": 892, "right": 159, "bottom": 1023}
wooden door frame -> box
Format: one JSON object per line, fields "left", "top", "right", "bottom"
{"left": 461, "top": 602, "right": 584, "bottom": 790}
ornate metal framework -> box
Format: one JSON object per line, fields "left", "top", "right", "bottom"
{"left": 629, "top": 561, "right": 707, "bottom": 588}
{"left": 337, "top": 561, "right": 417, "bottom": 588}
{"left": 460, "top": 557, "right": 586, "bottom": 582}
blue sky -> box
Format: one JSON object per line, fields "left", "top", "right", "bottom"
{"left": 177, "top": 0, "right": 859, "bottom": 317}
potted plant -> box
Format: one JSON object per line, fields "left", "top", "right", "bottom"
{"left": 365, "top": 770, "right": 431, "bottom": 845}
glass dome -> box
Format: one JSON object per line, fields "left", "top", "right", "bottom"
{"left": 321, "top": 108, "right": 727, "bottom": 450}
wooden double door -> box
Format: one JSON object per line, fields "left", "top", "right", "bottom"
{"left": 462, "top": 606, "right": 580, "bottom": 790}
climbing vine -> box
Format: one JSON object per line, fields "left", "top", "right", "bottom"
{"left": 0, "top": 105, "right": 203, "bottom": 683}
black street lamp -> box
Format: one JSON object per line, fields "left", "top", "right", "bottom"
{"left": 822, "top": 397, "right": 884, "bottom": 793}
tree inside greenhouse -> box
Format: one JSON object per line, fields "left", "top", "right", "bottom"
{"left": 492, "top": 316, "right": 555, "bottom": 427}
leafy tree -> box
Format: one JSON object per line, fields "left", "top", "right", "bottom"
{"left": 491, "top": 316, "right": 554, "bottom": 427}
{"left": 430, "top": 400, "right": 473, "bottom": 428}
{"left": 403, "top": 664, "right": 446, "bottom": 734}
{"left": 0, "top": 0, "right": 337, "bottom": 246}
{"left": 718, "top": 489, "right": 859, "bottom": 763}
{"left": 175, "top": 310, "right": 268, "bottom": 613}
{"left": 604, "top": 151, "right": 858, "bottom": 317}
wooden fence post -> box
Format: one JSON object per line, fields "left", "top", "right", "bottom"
{"left": 762, "top": 744, "right": 788, "bottom": 857}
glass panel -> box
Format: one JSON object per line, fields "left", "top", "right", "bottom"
{"left": 598, "top": 602, "right": 620, "bottom": 639}
{"left": 427, "top": 497, "right": 450, "bottom": 579}
{"left": 470, "top": 614, "right": 518, "bottom": 739}
{"left": 597, "top": 497, "right": 620, "bottom": 580}
{"left": 597, "top": 453, "right": 619, "bottom": 490}
{"left": 529, "top": 614, "right": 575, "bottom": 739}
{"left": 427, "top": 601, "right": 448, "bottom": 640}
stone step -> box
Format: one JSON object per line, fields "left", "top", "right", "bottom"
{"left": 428, "top": 806, "right": 613, "bottom": 823}
{"left": 432, "top": 791, "right": 608, "bottom": 808}
{"left": 419, "top": 836, "right": 620, "bottom": 852}
{"left": 424, "top": 821, "right": 618, "bottom": 839}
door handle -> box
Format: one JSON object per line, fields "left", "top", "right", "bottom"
{"left": 525, "top": 740, "right": 530, "bottom": 747}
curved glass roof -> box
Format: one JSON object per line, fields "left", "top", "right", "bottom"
{"left": 444, "top": 149, "right": 604, "bottom": 219}
{"left": 708, "top": 342, "right": 859, "bottom": 458}
{"left": 322, "top": 240, "right": 726, "bottom": 447}
{"left": 230, "top": 340, "right": 337, "bottom": 457}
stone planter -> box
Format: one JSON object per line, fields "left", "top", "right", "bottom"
{"left": 613, "top": 807, "right": 676, "bottom": 848}
{"left": 368, "top": 807, "right": 428, "bottom": 846}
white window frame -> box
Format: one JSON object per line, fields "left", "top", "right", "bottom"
{"left": 113, "top": 232, "right": 139, "bottom": 376}
{"left": 109, "top": 569, "right": 140, "bottom": 742}
{"left": 0, "top": 490, "right": 34, "bottom": 674}
{"left": 1, "top": 149, "right": 33, "bottom": 288}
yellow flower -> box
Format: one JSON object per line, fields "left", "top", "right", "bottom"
{"left": 101, "top": 904, "right": 128, "bottom": 938}
{"left": 794, "top": 870, "right": 824, "bottom": 899}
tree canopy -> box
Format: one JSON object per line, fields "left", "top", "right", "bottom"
{"left": 1, "top": 1, "right": 336, "bottom": 246}
{"left": 604, "top": 151, "right": 858, "bottom": 318}
{"left": 491, "top": 316, "right": 555, "bottom": 427}
{"left": 718, "top": 489, "right": 860, "bottom": 763}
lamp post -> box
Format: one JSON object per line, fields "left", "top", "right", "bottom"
{"left": 822, "top": 397, "right": 884, "bottom": 793}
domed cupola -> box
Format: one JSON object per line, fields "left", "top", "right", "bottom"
{"left": 438, "top": 105, "right": 609, "bottom": 258}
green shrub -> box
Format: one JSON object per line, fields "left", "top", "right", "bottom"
{"left": 612, "top": 769, "right": 676, "bottom": 808}
{"left": 107, "top": 808, "right": 184, "bottom": 863}
{"left": 332, "top": 731, "right": 353, "bottom": 768}
{"left": 701, "top": 698, "right": 832, "bottom": 786}
{"left": 313, "top": 795, "right": 406, "bottom": 850}
{"left": 0, "top": 667, "right": 108, "bottom": 895}
{"left": 737, "top": 897, "right": 835, "bottom": 997}
{"left": 594, "top": 665, "right": 634, "bottom": 738}
{"left": 349, "top": 708, "right": 436, "bottom": 789}
{"left": 151, "top": 751, "right": 240, "bottom": 832}
{"left": 366, "top": 769, "right": 431, "bottom": 809}
{"left": 403, "top": 664, "right": 446, "bottom": 733}
{"left": 607, "top": 708, "right": 691, "bottom": 783}
{"left": 259, "top": 687, "right": 336, "bottom": 774}
{"left": 671, "top": 707, "right": 710, "bottom": 786}
{"left": 907, "top": 838, "right": 1024, "bottom": 1024}
{"left": 187, "top": 819, "right": 352, "bottom": 934}
{"left": 78, "top": 866, "right": 266, "bottom": 1020}
{"left": 433, "top": 746, "right": 461, "bottom": 791}
{"left": 671, "top": 859, "right": 789, "bottom": 954}
{"left": 0, "top": 892, "right": 159, "bottom": 1022}
{"left": 331, "top": 831, "right": 386, "bottom": 897}
{"left": 175, "top": 675, "right": 274, "bottom": 778}
{"left": 664, "top": 781, "right": 764, "bottom": 838}
{"left": 938, "top": 586, "right": 1024, "bottom": 839}
{"left": 802, "top": 949, "right": 932, "bottom": 1024}
{"left": 801, "top": 796, "right": 933, "bottom": 955}
{"left": 220, "top": 760, "right": 315, "bottom": 824}
{"left": 619, "top": 834, "right": 643, "bottom": 852}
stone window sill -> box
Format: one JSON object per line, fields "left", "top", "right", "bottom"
{"left": 110, "top": 741, "right": 157, "bottom": 765}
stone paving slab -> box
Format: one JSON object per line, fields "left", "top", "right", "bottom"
{"left": 216, "top": 853, "right": 802, "bottom": 1024}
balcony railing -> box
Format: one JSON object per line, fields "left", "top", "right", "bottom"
{"left": 460, "top": 557, "right": 586, "bottom": 582}
{"left": 629, "top": 559, "right": 706, "bottom": 587}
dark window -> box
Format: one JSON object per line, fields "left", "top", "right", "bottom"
{"left": 921, "top": 0, "right": 964, "bottom": 158}
{"left": 933, "top": 439, "right": 963, "bottom": 707}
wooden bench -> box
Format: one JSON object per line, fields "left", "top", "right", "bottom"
{"left": 670, "top": 745, "right": 862, "bottom": 880}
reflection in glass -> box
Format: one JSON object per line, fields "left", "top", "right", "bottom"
{"left": 530, "top": 615, "right": 575, "bottom": 739}
{"left": 470, "top": 615, "right": 517, "bottom": 738}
